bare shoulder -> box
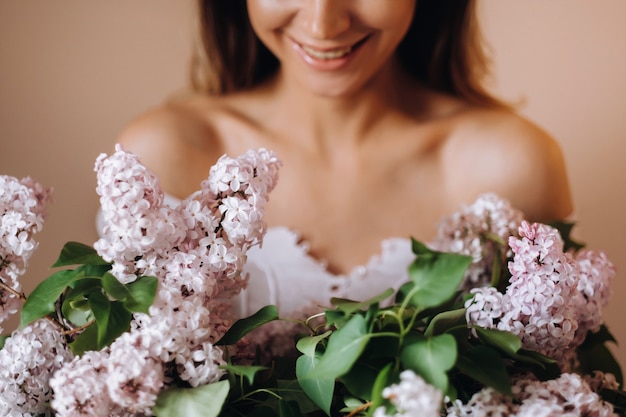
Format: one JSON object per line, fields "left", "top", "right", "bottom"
{"left": 443, "top": 107, "right": 573, "bottom": 221}
{"left": 116, "top": 95, "right": 226, "bottom": 198}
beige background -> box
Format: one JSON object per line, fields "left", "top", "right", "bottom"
{"left": 1, "top": 2, "right": 625, "bottom": 367}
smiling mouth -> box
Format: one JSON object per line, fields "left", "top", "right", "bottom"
{"left": 298, "top": 36, "right": 369, "bottom": 61}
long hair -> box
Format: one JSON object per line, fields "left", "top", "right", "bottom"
{"left": 189, "top": 0, "right": 503, "bottom": 106}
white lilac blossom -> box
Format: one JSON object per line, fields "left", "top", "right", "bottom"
{"left": 65, "top": 145, "right": 280, "bottom": 415}
{"left": 464, "top": 286, "right": 504, "bottom": 334}
{"left": 105, "top": 332, "right": 165, "bottom": 414}
{"left": 432, "top": 193, "right": 524, "bottom": 289}
{"left": 0, "top": 175, "right": 51, "bottom": 331}
{"left": 0, "top": 319, "right": 72, "bottom": 416}
{"left": 49, "top": 351, "right": 111, "bottom": 417}
{"left": 373, "top": 370, "right": 443, "bottom": 417}
{"left": 446, "top": 373, "right": 618, "bottom": 417}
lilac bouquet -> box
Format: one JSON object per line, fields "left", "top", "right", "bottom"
{"left": 0, "top": 146, "right": 280, "bottom": 416}
{"left": 289, "top": 194, "right": 623, "bottom": 417}
{"left": 0, "top": 146, "right": 624, "bottom": 417}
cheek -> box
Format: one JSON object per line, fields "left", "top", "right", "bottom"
{"left": 354, "top": 0, "right": 415, "bottom": 34}
{"left": 246, "top": 0, "right": 295, "bottom": 33}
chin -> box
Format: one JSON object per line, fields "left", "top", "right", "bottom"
{"left": 295, "top": 74, "right": 370, "bottom": 99}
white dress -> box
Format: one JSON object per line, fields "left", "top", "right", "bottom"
{"left": 234, "top": 226, "right": 414, "bottom": 359}
{"left": 235, "top": 226, "right": 413, "bottom": 319}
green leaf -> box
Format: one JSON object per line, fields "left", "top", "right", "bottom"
{"left": 63, "top": 278, "right": 102, "bottom": 303}
{"left": 474, "top": 327, "right": 522, "bottom": 356}
{"left": 278, "top": 400, "right": 302, "bottom": 417}
{"left": 296, "top": 331, "right": 332, "bottom": 358}
{"left": 341, "top": 360, "right": 385, "bottom": 401}
{"left": 88, "top": 291, "right": 111, "bottom": 346}
{"left": 325, "top": 309, "right": 349, "bottom": 329}
{"left": 0, "top": 335, "right": 8, "bottom": 349}
{"left": 424, "top": 308, "right": 467, "bottom": 337}
{"left": 74, "top": 264, "right": 113, "bottom": 279}
{"left": 456, "top": 345, "right": 512, "bottom": 396}
{"left": 69, "top": 323, "right": 99, "bottom": 355}
{"left": 52, "top": 241, "right": 110, "bottom": 267}
{"left": 21, "top": 269, "right": 87, "bottom": 327}
{"left": 102, "top": 272, "right": 131, "bottom": 301}
{"left": 99, "top": 301, "right": 133, "bottom": 348}
{"left": 125, "top": 276, "right": 158, "bottom": 313}
{"left": 367, "top": 363, "right": 394, "bottom": 417}
{"left": 240, "top": 407, "right": 279, "bottom": 417}
{"left": 63, "top": 305, "right": 92, "bottom": 328}
{"left": 276, "top": 379, "right": 320, "bottom": 415}
{"left": 296, "top": 354, "right": 334, "bottom": 416}
{"left": 61, "top": 278, "right": 101, "bottom": 326}
{"left": 217, "top": 305, "right": 278, "bottom": 345}
{"left": 342, "top": 397, "right": 367, "bottom": 415}
{"left": 69, "top": 300, "right": 132, "bottom": 355}
{"left": 549, "top": 220, "right": 585, "bottom": 252}
{"left": 577, "top": 343, "right": 623, "bottom": 387}
{"left": 598, "top": 388, "right": 626, "bottom": 414}
{"left": 153, "top": 380, "right": 230, "bottom": 417}
{"left": 508, "top": 349, "right": 560, "bottom": 381}
{"left": 341, "top": 336, "right": 399, "bottom": 400}
{"left": 402, "top": 240, "right": 472, "bottom": 309}
{"left": 306, "top": 314, "right": 370, "bottom": 380}
{"left": 509, "top": 349, "right": 556, "bottom": 368}
{"left": 583, "top": 325, "right": 618, "bottom": 345}
{"left": 22, "top": 263, "right": 111, "bottom": 328}
{"left": 221, "top": 364, "right": 268, "bottom": 385}
{"left": 411, "top": 239, "right": 434, "bottom": 255}
{"left": 400, "top": 332, "right": 456, "bottom": 392}
{"left": 330, "top": 288, "right": 395, "bottom": 314}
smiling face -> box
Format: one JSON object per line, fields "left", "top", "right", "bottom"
{"left": 246, "top": 0, "right": 416, "bottom": 97}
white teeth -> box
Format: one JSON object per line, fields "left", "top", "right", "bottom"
{"left": 301, "top": 45, "right": 353, "bottom": 60}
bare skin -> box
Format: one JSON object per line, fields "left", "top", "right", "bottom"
{"left": 117, "top": 61, "right": 573, "bottom": 275}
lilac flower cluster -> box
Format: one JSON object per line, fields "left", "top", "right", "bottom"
{"left": 465, "top": 219, "right": 615, "bottom": 367}
{"left": 432, "top": 193, "right": 524, "bottom": 289}
{"left": 46, "top": 146, "right": 280, "bottom": 416}
{"left": 445, "top": 372, "right": 618, "bottom": 417}
{"left": 373, "top": 370, "right": 443, "bottom": 417}
{"left": 0, "top": 175, "right": 52, "bottom": 332}
{"left": 0, "top": 319, "right": 72, "bottom": 416}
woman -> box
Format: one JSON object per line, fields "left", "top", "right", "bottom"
{"left": 116, "top": 0, "right": 572, "bottom": 323}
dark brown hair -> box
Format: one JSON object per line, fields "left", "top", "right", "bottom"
{"left": 189, "top": 0, "right": 503, "bottom": 106}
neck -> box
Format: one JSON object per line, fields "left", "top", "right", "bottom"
{"left": 267, "top": 58, "right": 419, "bottom": 155}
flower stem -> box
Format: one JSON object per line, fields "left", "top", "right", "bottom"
{"left": 62, "top": 319, "right": 95, "bottom": 336}
{"left": 345, "top": 401, "right": 372, "bottom": 417}
{"left": 0, "top": 281, "right": 26, "bottom": 302}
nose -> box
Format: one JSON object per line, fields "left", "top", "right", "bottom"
{"left": 304, "top": 0, "right": 351, "bottom": 39}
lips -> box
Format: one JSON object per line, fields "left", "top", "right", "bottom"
{"left": 295, "top": 35, "right": 370, "bottom": 62}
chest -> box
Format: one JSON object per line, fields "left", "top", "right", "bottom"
{"left": 260, "top": 152, "right": 451, "bottom": 274}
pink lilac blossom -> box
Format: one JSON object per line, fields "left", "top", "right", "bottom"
{"left": 0, "top": 175, "right": 52, "bottom": 331}
{"left": 584, "top": 371, "right": 620, "bottom": 393}
{"left": 499, "top": 221, "right": 582, "bottom": 361}
{"left": 0, "top": 319, "right": 72, "bottom": 416}
{"left": 373, "top": 370, "right": 443, "bottom": 417}
{"left": 446, "top": 373, "right": 617, "bottom": 417}
{"left": 432, "top": 193, "right": 524, "bottom": 290}
{"left": 464, "top": 219, "right": 616, "bottom": 369}
{"left": 52, "top": 145, "right": 280, "bottom": 415}
{"left": 571, "top": 249, "right": 615, "bottom": 347}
